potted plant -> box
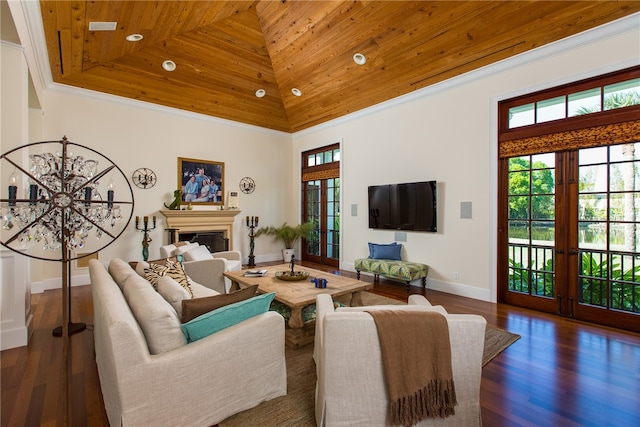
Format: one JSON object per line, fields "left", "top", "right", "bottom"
{"left": 255, "top": 221, "right": 315, "bottom": 262}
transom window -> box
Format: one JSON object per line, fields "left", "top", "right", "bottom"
{"left": 305, "top": 147, "right": 340, "bottom": 167}
{"left": 508, "top": 77, "right": 640, "bottom": 129}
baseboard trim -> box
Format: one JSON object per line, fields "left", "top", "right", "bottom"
{"left": 342, "top": 261, "right": 491, "bottom": 302}
{"left": 31, "top": 273, "right": 91, "bottom": 294}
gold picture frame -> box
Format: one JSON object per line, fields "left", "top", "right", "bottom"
{"left": 177, "top": 157, "right": 225, "bottom": 206}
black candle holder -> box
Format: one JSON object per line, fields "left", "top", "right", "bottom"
{"left": 135, "top": 215, "right": 157, "bottom": 261}
{"left": 246, "top": 215, "right": 259, "bottom": 267}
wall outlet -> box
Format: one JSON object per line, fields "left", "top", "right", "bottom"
{"left": 454, "top": 272, "right": 460, "bottom": 281}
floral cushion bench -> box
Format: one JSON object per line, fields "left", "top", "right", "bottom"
{"left": 354, "top": 258, "right": 429, "bottom": 292}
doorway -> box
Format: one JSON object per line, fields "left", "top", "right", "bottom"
{"left": 499, "top": 145, "right": 640, "bottom": 332}
{"left": 301, "top": 144, "right": 340, "bottom": 268}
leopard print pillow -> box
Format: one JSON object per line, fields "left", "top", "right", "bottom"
{"left": 144, "top": 259, "right": 193, "bottom": 297}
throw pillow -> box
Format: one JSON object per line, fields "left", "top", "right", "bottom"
{"left": 182, "top": 245, "right": 214, "bottom": 262}
{"left": 180, "top": 285, "right": 259, "bottom": 323}
{"left": 174, "top": 242, "right": 200, "bottom": 256}
{"left": 181, "top": 292, "right": 276, "bottom": 343}
{"left": 144, "top": 263, "right": 169, "bottom": 289}
{"left": 368, "top": 242, "right": 402, "bottom": 260}
{"left": 157, "top": 276, "right": 192, "bottom": 316}
{"left": 135, "top": 257, "right": 178, "bottom": 278}
{"left": 144, "top": 259, "right": 193, "bottom": 297}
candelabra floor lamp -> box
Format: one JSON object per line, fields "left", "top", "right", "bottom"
{"left": 1, "top": 137, "right": 134, "bottom": 425}
{"left": 135, "top": 215, "right": 157, "bottom": 261}
{"left": 246, "top": 215, "right": 258, "bottom": 267}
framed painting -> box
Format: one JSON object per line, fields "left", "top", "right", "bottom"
{"left": 177, "top": 157, "right": 224, "bottom": 206}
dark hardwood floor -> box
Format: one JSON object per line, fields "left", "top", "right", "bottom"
{"left": 2, "top": 261, "right": 639, "bottom": 426}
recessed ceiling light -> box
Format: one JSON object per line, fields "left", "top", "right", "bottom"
{"left": 255, "top": 89, "right": 266, "bottom": 98}
{"left": 353, "top": 53, "right": 366, "bottom": 65}
{"left": 291, "top": 88, "right": 302, "bottom": 97}
{"left": 126, "top": 33, "right": 143, "bottom": 42}
{"left": 162, "top": 60, "right": 176, "bottom": 72}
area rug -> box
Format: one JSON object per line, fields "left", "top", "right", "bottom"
{"left": 221, "top": 292, "right": 520, "bottom": 427}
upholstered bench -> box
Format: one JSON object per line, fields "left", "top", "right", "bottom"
{"left": 354, "top": 258, "right": 429, "bottom": 292}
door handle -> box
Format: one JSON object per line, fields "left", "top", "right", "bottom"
{"left": 557, "top": 294, "right": 563, "bottom": 315}
{"left": 556, "top": 249, "right": 564, "bottom": 254}
{"left": 568, "top": 297, "right": 575, "bottom": 317}
{"left": 568, "top": 248, "right": 579, "bottom": 255}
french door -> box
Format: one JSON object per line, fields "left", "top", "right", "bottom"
{"left": 302, "top": 178, "right": 340, "bottom": 267}
{"left": 499, "top": 143, "right": 640, "bottom": 332}
{"left": 301, "top": 145, "right": 340, "bottom": 268}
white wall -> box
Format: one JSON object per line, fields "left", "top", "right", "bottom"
{"left": 27, "top": 87, "right": 292, "bottom": 288}
{"left": 291, "top": 15, "right": 640, "bottom": 301}
{"left": 4, "top": 10, "right": 639, "bottom": 299}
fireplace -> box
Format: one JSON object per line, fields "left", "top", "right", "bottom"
{"left": 160, "top": 210, "right": 242, "bottom": 250}
{"left": 179, "top": 231, "right": 229, "bottom": 253}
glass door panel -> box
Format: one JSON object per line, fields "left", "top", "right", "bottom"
{"left": 574, "top": 144, "right": 640, "bottom": 328}
{"left": 305, "top": 180, "right": 321, "bottom": 258}
{"left": 302, "top": 178, "right": 340, "bottom": 267}
{"left": 505, "top": 154, "right": 557, "bottom": 311}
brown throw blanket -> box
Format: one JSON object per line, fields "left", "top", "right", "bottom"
{"left": 366, "top": 310, "right": 457, "bottom": 426}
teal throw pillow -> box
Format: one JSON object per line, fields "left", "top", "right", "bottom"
{"left": 368, "top": 242, "right": 402, "bottom": 260}
{"left": 181, "top": 292, "right": 276, "bottom": 343}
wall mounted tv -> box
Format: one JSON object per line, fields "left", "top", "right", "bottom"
{"left": 368, "top": 181, "right": 437, "bottom": 232}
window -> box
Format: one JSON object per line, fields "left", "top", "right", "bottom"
{"left": 503, "top": 66, "right": 640, "bottom": 134}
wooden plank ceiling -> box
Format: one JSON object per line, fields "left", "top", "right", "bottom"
{"left": 39, "top": 1, "right": 640, "bottom": 133}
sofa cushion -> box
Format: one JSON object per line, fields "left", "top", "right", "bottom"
{"left": 109, "top": 258, "right": 138, "bottom": 290}
{"left": 181, "top": 285, "right": 259, "bottom": 323}
{"left": 157, "top": 276, "right": 192, "bottom": 315}
{"left": 183, "top": 245, "right": 213, "bottom": 262}
{"left": 368, "top": 242, "right": 402, "bottom": 260}
{"left": 181, "top": 292, "right": 276, "bottom": 343}
{"left": 122, "top": 273, "right": 187, "bottom": 354}
{"left": 157, "top": 276, "right": 220, "bottom": 317}
{"left": 190, "top": 282, "right": 221, "bottom": 298}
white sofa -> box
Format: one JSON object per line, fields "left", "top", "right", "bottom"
{"left": 314, "top": 293, "right": 486, "bottom": 427}
{"left": 90, "top": 258, "right": 286, "bottom": 426}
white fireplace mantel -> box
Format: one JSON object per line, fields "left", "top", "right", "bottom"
{"left": 160, "top": 209, "right": 242, "bottom": 250}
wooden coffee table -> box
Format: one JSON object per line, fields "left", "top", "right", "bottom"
{"left": 224, "top": 264, "right": 372, "bottom": 348}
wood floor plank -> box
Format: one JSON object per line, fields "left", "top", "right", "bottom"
{"left": 1, "top": 261, "right": 639, "bottom": 426}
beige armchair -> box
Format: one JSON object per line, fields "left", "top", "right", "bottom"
{"left": 160, "top": 243, "right": 242, "bottom": 293}
{"left": 314, "top": 293, "right": 486, "bottom": 427}
{"left": 160, "top": 242, "right": 242, "bottom": 269}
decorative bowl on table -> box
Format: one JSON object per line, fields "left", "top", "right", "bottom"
{"left": 275, "top": 270, "right": 310, "bottom": 281}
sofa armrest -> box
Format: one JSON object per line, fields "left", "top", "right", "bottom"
{"left": 314, "top": 294, "right": 336, "bottom": 363}
{"left": 182, "top": 258, "right": 227, "bottom": 293}
{"left": 408, "top": 294, "right": 449, "bottom": 314}
{"left": 212, "top": 250, "right": 242, "bottom": 262}
{"left": 116, "top": 311, "right": 286, "bottom": 426}
{"left": 408, "top": 294, "right": 432, "bottom": 306}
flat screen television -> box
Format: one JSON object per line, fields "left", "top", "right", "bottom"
{"left": 368, "top": 181, "right": 437, "bottom": 232}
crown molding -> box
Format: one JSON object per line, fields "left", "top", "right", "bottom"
{"left": 47, "top": 83, "right": 291, "bottom": 138}
{"left": 8, "top": 0, "right": 52, "bottom": 105}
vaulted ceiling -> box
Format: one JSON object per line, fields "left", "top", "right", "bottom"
{"left": 39, "top": 1, "right": 640, "bottom": 133}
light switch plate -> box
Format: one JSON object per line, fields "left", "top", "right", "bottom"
{"left": 460, "top": 201, "right": 472, "bottom": 219}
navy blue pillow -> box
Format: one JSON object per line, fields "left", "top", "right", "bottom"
{"left": 368, "top": 242, "right": 402, "bottom": 260}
